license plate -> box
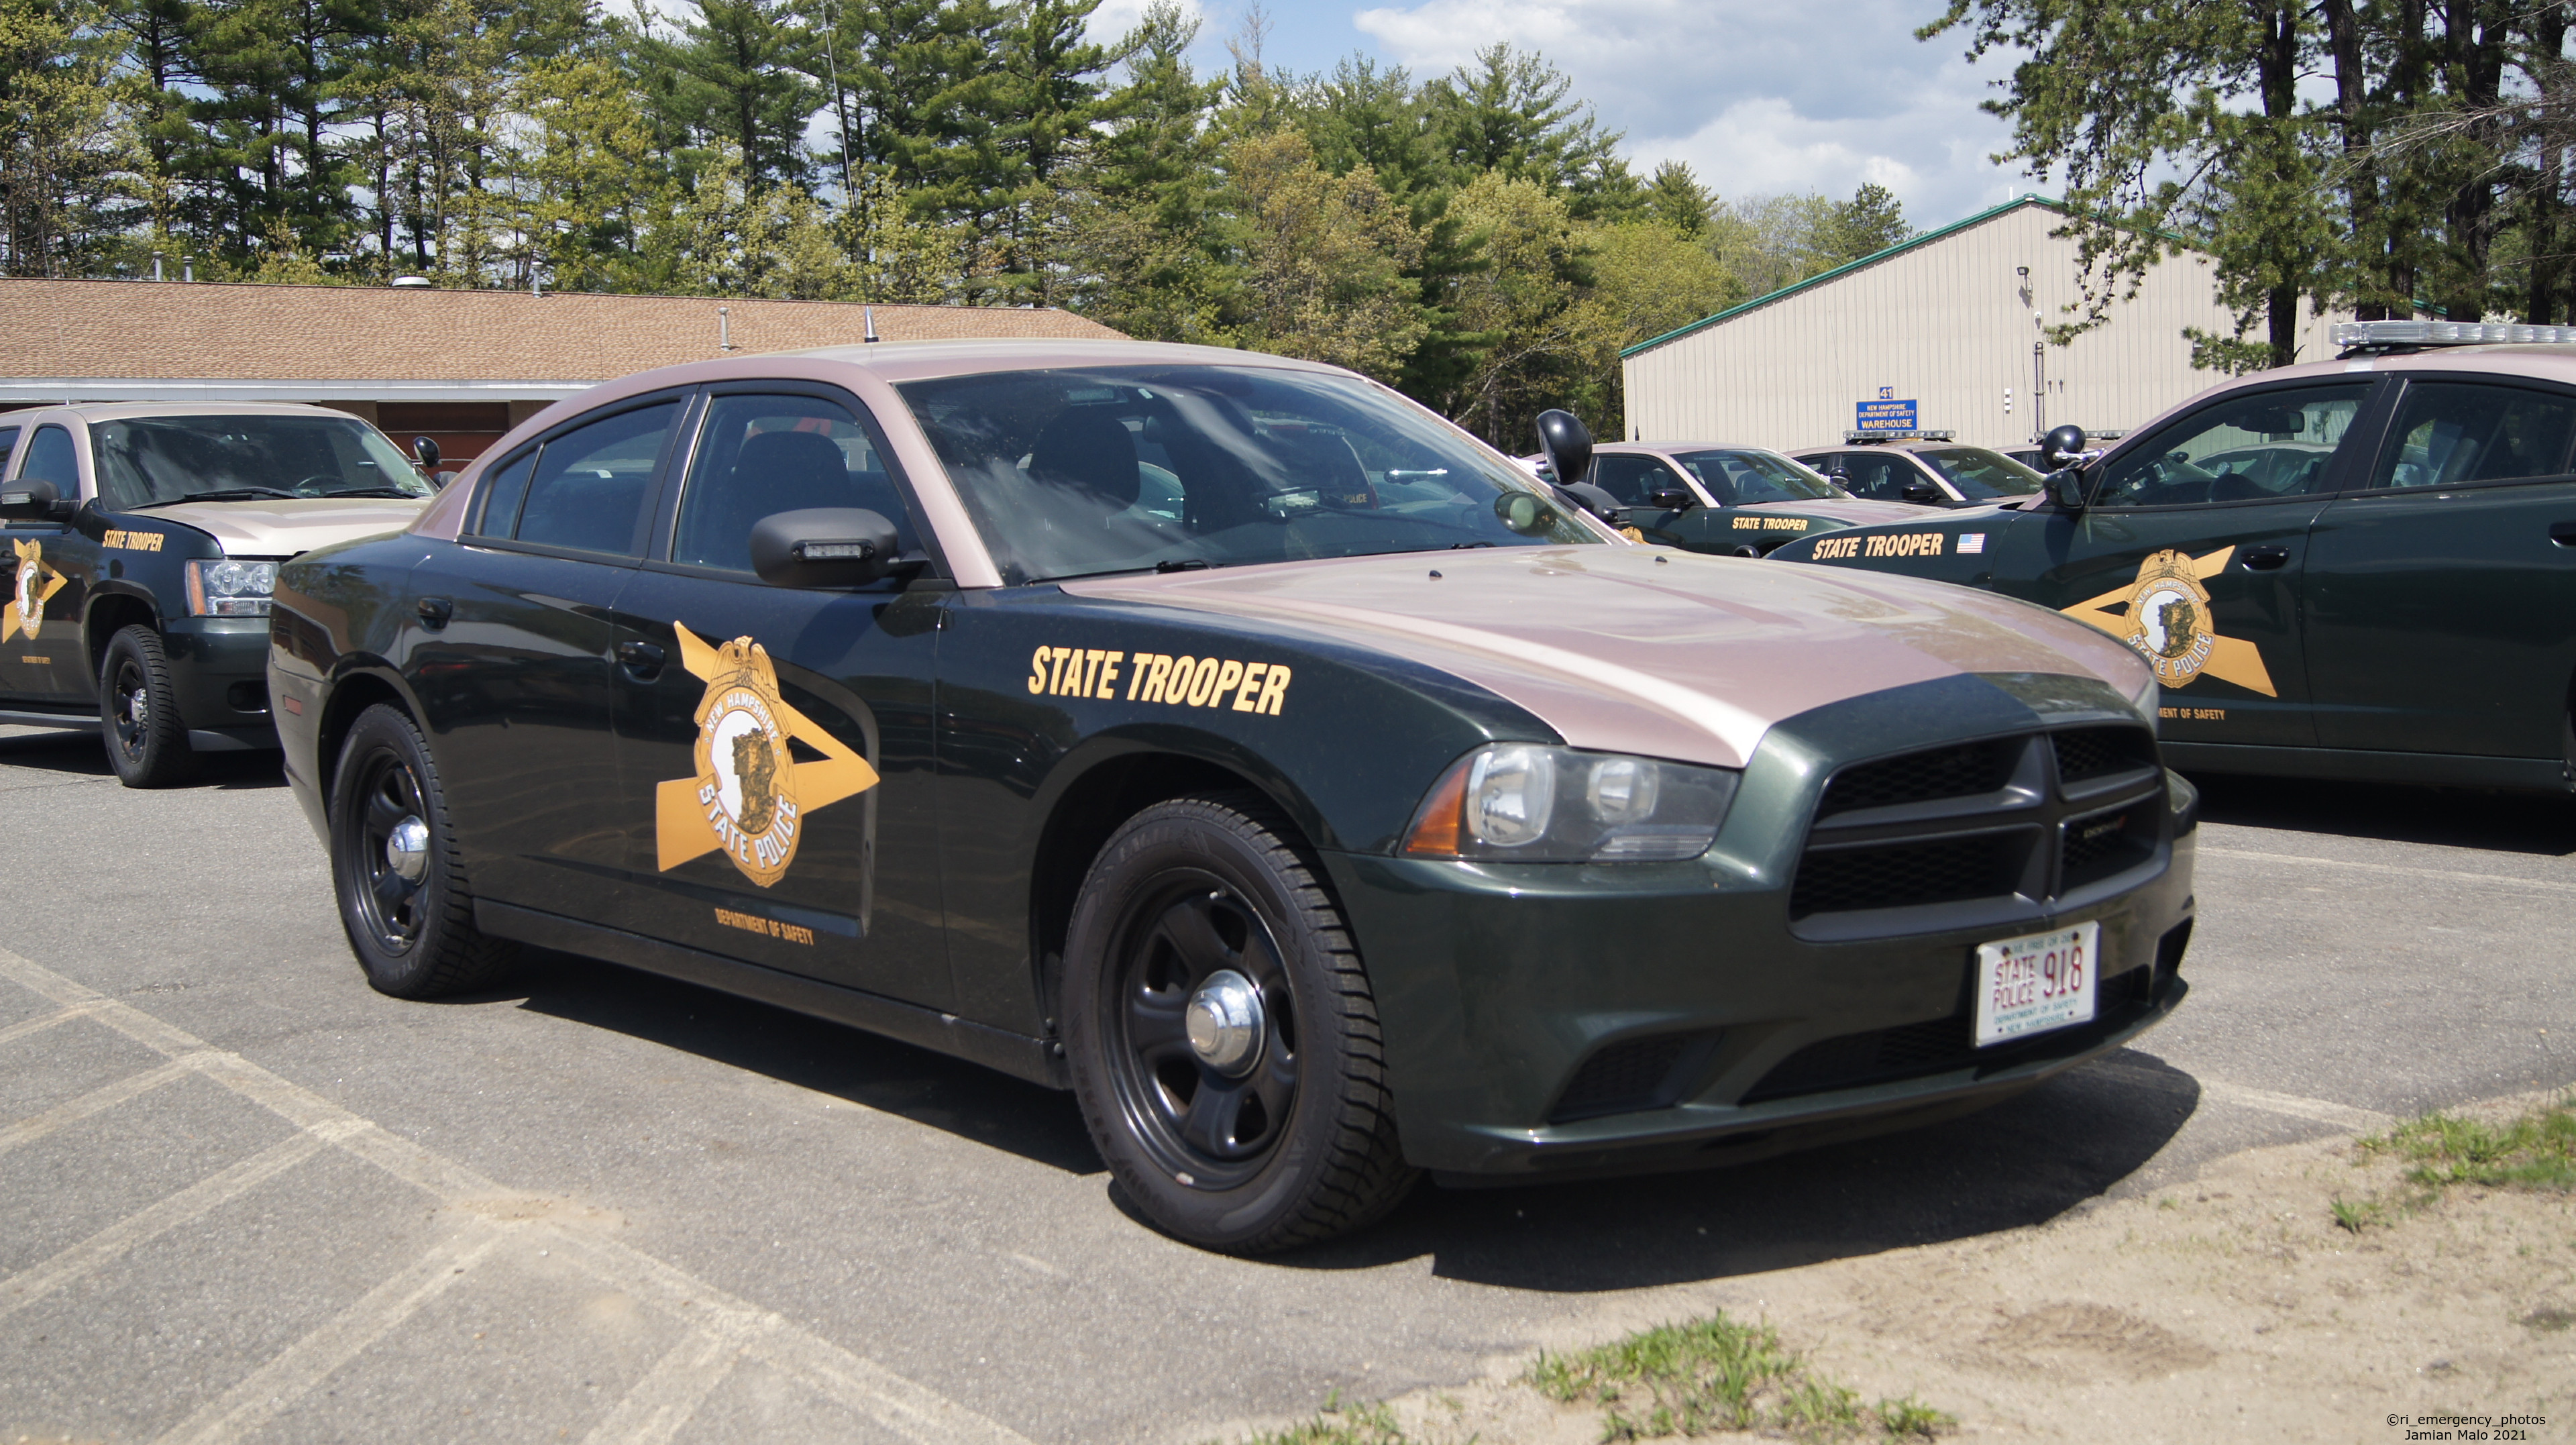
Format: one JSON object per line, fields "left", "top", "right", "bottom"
{"left": 1973, "top": 922, "right": 2099, "bottom": 1047}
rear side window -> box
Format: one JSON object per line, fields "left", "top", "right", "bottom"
{"left": 2368, "top": 382, "right": 2576, "bottom": 490}
{"left": 0, "top": 427, "right": 17, "bottom": 476}
{"left": 1589, "top": 453, "right": 1678, "bottom": 506}
{"left": 19, "top": 426, "right": 78, "bottom": 490}
{"left": 509, "top": 402, "right": 680, "bottom": 556}
{"left": 471, "top": 450, "right": 537, "bottom": 537}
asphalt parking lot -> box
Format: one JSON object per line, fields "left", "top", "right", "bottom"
{"left": 1, "top": 722, "right": 2569, "bottom": 1444}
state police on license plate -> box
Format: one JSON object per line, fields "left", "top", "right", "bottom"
{"left": 1973, "top": 922, "right": 2099, "bottom": 1047}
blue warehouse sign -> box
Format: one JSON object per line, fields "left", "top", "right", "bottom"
{"left": 1856, "top": 398, "right": 1919, "bottom": 431}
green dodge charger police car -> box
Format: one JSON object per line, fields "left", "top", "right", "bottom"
{"left": 1771, "top": 322, "right": 2576, "bottom": 794}
{"left": 268, "top": 340, "right": 2196, "bottom": 1252}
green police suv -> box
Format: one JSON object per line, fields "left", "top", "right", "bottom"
{"left": 1, "top": 403, "right": 431, "bottom": 784}
{"left": 1771, "top": 322, "right": 2576, "bottom": 792}
{"left": 268, "top": 341, "right": 2196, "bottom": 1252}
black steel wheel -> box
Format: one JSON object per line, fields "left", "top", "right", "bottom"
{"left": 1063, "top": 792, "right": 1414, "bottom": 1253}
{"left": 98, "top": 625, "right": 197, "bottom": 788}
{"left": 327, "top": 703, "right": 515, "bottom": 998}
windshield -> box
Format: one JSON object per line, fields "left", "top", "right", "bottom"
{"left": 93, "top": 415, "right": 431, "bottom": 509}
{"left": 896, "top": 366, "right": 1600, "bottom": 583}
{"left": 1915, "top": 447, "right": 2043, "bottom": 500}
{"left": 1670, "top": 449, "right": 1843, "bottom": 504}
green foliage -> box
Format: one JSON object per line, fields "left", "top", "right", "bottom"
{"left": 1214, "top": 1396, "right": 1410, "bottom": 1445}
{"left": 2367, "top": 1095, "right": 2576, "bottom": 1193}
{"left": 0, "top": 0, "right": 142, "bottom": 276}
{"left": 1532, "top": 1312, "right": 1949, "bottom": 1442}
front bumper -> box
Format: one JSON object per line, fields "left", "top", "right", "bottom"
{"left": 162, "top": 617, "right": 278, "bottom": 745}
{"left": 1326, "top": 676, "right": 2197, "bottom": 1179}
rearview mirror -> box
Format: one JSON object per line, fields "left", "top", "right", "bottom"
{"left": 0, "top": 479, "right": 73, "bottom": 521}
{"left": 1534, "top": 409, "right": 1594, "bottom": 490}
{"left": 1648, "top": 487, "right": 1695, "bottom": 511}
{"left": 750, "top": 508, "right": 902, "bottom": 588}
{"left": 2045, "top": 467, "right": 2089, "bottom": 514}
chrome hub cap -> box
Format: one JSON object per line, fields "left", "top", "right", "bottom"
{"left": 385, "top": 816, "right": 430, "bottom": 882}
{"left": 1183, "top": 969, "right": 1264, "bottom": 1076}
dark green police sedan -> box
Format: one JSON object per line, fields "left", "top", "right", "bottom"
{"left": 268, "top": 340, "right": 2196, "bottom": 1252}
{"left": 1768, "top": 325, "right": 2576, "bottom": 794}
{"left": 1583, "top": 441, "right": 1940, "bottom": 556}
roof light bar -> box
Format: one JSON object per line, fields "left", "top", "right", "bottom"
{"left": 2331, "top": 319, "right": 2576, "bottom": 350}
{"left": 1842, "top": 429, "right": 1956, "bottom": 444}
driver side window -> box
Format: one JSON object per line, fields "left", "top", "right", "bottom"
{"left": 671, "top": 394, "right": 921, "bottom": 576}
{"left": 2097, "top": 384, "right": 2369, "bottom": 508}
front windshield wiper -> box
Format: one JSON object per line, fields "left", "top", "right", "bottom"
{"left": 1448, "top": 540, "right": 1494, "bottom": 549}
{"left": 133, "top": 487, "right": 301, "bottom": 507}
{"left": 1026, "top": 560, "right": 1228, "bottom": 584}
{"left": 319, "top": 486, "right": 426, "bottom": 498}
{"left": 1155, "top": 558, "right": 1209, "bottom": 572}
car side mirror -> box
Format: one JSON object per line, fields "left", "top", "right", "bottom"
{"left": 0, "top": 478, "right": 74, "bottom": 521}
{"left": 412, "top": 435, "right": 440, "bottom": 470}
{"left": 1900, "top": 479, "right": 1941, "bottom": 505}
{"left": 1648, "top": 487, "right": 1695, "bottom": 511}
{"left": 750, "top": 508, "right": 902, "bottom": 588}
{"left": 1554, "top": 480, "right": 1621, "bottom": 523}
{"left": 2045, "top": 467, "right": 2089, "bottom": 514}
{"left": 1534, "top": 409, "right": 1594, "bottom": 489}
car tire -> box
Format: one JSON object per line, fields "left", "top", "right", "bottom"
{"left": 328, "top": 702, "right": 516, "bottom": 998}
{"left": 99, "top": 625, "right": 198, "bottom": 788}
{"left": 1062, "top": 792, "right": 1415, "bottom": 1253}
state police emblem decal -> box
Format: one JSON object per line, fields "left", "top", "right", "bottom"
{"left": 655, "top": 625, "right": 879, "bottom": 888}
{"left": 5, "top": 539, "right": 63, "bottom": 643}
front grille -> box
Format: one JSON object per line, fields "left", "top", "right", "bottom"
{"left": 1791, "top": 725, "right": 2166, "bottom": 925}
{"left": 1819, "top": 739, "right": 2021, "bottom": 816}
{"left": 1550, "top": 1031, "right": 1715, "bottom": 1122}
{"left": 1790, "top": 832, "right": 2028, "bottom": 918}
{"left": 2061, "top": 802, "right": 2157, "bottom": 890}
{"left": 2053, "top": 726, "right": 2156, "bottom": 785}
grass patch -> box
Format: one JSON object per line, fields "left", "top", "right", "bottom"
{"left": 1217, "top": 1395, "right": 1409, "bottom": 1445}
{"left": 2363, "top": 1095, "right": 2576, "bottom": 1194}
{"left": 2328, "top": 1195, "right": 2383, "bottom": 1234}
{"left": 1530, "top": 1313, "right": 1951, "bottom": 1442}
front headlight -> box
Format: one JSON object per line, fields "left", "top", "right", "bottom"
{"left": 1401, "top": 744, "right": 1740, "bottom": 862}
{"left": 185, "top": 558, "right": 278, "bottom": 617}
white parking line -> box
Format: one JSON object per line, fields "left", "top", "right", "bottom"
{"left": 0, "top": 998, "right": 104, "bottom": 1047}
{"left": 149, "top": 1224, "right": 513, "bottom": 1445}
{"left": 0, "top": 1123, "right": 354, "bottom": 1322}
{"left": 0, "top": 945, "right": 1036, "bottom": 1445}
{"left": 580, "top": 1329, "right": 747, "bottom": 1445}
{"left": 2200, "top": 845, "right": 2576, "bottom": 894}
{"left": 2093, "top": 1056, "right": 2393, "bottom": 1132}
{"left": 0, "top": 1053, "right": 210, "bottom": 1159}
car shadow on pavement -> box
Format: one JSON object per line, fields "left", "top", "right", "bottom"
{"left": 490, "top": 942, "right": 2200, "bottom": 1288}
{"left": 2187, "top": 770, "right": 2576, "bottom": 856}
{"left": 502, "top": 948, "right": 1106, "bottom": 1175}
{"left": 1285, "top": 1049, "right": 2201, "bottom": 1291}
{"left": 0, "top": 728, "right": 285, "bottom": 789}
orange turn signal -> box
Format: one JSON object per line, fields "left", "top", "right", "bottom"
{"left": 1399, "top": 759, "right": 1471, "bottom": 857}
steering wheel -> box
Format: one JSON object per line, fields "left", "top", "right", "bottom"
{"left": 291, "top": 475, "right": 339, "bottom": 497}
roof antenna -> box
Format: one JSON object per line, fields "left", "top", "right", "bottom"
{"left": 863, "top": 305, "right": 879, "bottom": 343}
{"left": 718, "top": 305, "right": 735, "bottom": 353}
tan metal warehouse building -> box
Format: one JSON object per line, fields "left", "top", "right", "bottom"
{"left": 1619, "top": 195, "right": 2349, "bottom": 452}
{"left": 0, "top": 279, "right": 1125, "bottom": 464}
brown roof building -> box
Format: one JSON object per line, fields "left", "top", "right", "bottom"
{"left": 0, "top": 277, "right": 1126, "bottom": 461}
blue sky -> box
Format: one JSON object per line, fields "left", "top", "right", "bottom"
{"left": 1091, "top": 0, "right": 2043, "bottom": 233}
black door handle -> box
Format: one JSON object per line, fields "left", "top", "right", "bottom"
{"left": 415, "top": 596, "right": 452, "bottom": 629}
{"left": 2550, "top": 521, "right": 2576, "bottom": 547}
{"left": 2240, "top": 544, "right": 2292, "bottom": 570}
{"left": 616, "top": 641, "right": 665, "bottom": 680}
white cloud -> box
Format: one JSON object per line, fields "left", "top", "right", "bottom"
{"left": 1091, "top": 0, "right": 1208, "bottom": 45}
{"left": 1350, "top": 0, "right": 2035, "bottom": 227}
